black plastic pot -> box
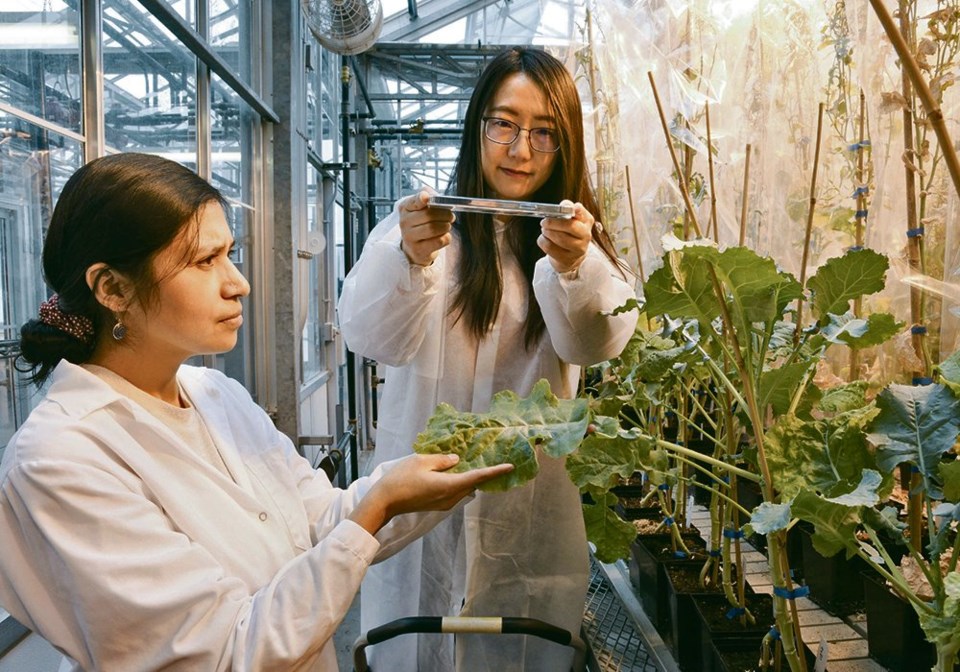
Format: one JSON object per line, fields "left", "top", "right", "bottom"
{"left": 798, "top": 525, "right": 866, "bottom": 616}
{"left": 665, "top": 563, "right": 745, "bottom": 669}
{"left": 629, "top": 532, "right": 706, "bottom": 641}
{"left": 694, "top": 592, "right": 773, "bottom": 672}
{"left": 710, "top": 633, "right": 816, "bottom": 672}
{"left": 862, "top": 569, "right": 936, "bottom": 671}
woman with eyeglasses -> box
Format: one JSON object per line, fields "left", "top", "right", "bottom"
{"left": 338, "top": 47, "right": 638, "bottom": 672}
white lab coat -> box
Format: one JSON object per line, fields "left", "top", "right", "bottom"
{"left": 0, "top": 361, "right": 447, "bottom": 672}
{"left": 337, "top": 206, "right": 638, "bottom": 671}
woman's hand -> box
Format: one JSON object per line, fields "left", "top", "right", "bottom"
{"left": 398, "top": 189, "right": 455, "bottom": 267}
{"left": 538, "top": 200, "right": 596, "bottom": 273}
{"left": 349, "top": 454, "right": 513, "bottom": 535}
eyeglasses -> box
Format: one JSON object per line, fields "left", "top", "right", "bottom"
{"left": 482, "top": 117, "right": 561, "bottom": 153}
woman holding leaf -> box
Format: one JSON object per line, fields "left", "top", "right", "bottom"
{"left": 338, "top": 47, "right": 638, "bottom": 672}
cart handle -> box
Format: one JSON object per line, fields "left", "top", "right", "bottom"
{"left": 352, "top": 616, "right": 587, "bottom": 672}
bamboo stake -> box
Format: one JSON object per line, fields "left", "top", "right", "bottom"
{"left": 850, "top": 90, "right": 867, "bottom": 381}
{"left": 625, "top": 165, "right": 647, "bottom": 282}
{"left": 739, "top": 144, "right": 752, "bottom": 246}
{"left": 896, "top": 0, "right": 925, "bottom": 555}
{"left": 795, "top": 103, "right": 825, "bottom": 341}
{"left": 705, "top": 104, "right": 720, "bottom": 243}
{"left": 869, "top": 0, "right": 960, "bottom": 204}
{"left": 647, "top": 71, "right": 704, "bottom": 238}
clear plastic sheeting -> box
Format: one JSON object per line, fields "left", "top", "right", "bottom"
{"left": 583, "top": 0, "right": 960, "bottom": 383}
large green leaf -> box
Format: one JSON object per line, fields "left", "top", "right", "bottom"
{"left": 818, "top": 381, "right": 869, "bottom": 414}
{"left": 582, "top": 493, "right": 638, "bottom": 563}
{"left": 867, "top": 383, "right": 960, "bottom": 481}
{"left": 806, "top": 249, "right": 889, "bottom": 324}
{"left": 414, "top": 379, "right": 589, "bottom": 491}
{"left": 791, "top": 488, "right": 862, "bottom": 559}
{"left": 759, "top": 361, "right": 814, "bottom": 416}
{"left": 821, "top": 311, "right": 903, "bottom": 348}
{"left": 566, "top": 417, "right": 652, "bottom": 491}
{"left": 764, "top": 409, "right": 883, "bottom": 500}
{"left": 643, "top": 246, "right": 720, "bottom": 322}
{"left": 711, "top": 246, "right": 802, "bottom": 328}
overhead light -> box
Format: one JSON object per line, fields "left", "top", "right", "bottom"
{"left": 0, "top": 22, "right": 79, "bottom": 50}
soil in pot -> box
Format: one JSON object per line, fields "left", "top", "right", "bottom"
{"left": 693, "top": 592, "right": 772, "bottom": 672}
{"left": 862, "top": 569, "right": 936, "bottom": 672}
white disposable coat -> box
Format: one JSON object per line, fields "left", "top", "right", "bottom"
{"left": 0, "top": 361, "right": 449, "bottom": 671}
{"left": 337, "top": 206, "right": 638, "bottom": 671}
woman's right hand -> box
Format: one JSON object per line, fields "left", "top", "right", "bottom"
{"left": 349, "top": 454, "right": 513, "bottom": 535}
{"left": 398, "top": 189, "right": 455, "bottom": 267}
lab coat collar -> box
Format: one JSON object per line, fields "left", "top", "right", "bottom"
{"left": 45, "top": 361, "right": 254, "bottom": 491}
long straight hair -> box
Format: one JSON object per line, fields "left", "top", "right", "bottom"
{"left": 448, "top": 47, "right": 622, "bottom": 349}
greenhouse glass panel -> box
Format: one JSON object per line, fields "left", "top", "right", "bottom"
{"left": 0, "top": 2, "right": 81, "bottom": 134}
{"left": 102, "top": 0, "right": 197, "bottom": 161}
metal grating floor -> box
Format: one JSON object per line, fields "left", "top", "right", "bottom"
{"left": 582, "top": 559, "right": 661, "bottom": 672}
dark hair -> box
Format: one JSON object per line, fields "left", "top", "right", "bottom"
{"left": 16, "top": 152, "right": 228, "bottom": 386}
{"left": 448, "top": 47, "right": 622, "bottom": 348}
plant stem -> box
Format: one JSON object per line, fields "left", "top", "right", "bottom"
{"left": 850, "top": 89, "right": 867, "bottom": 380}
{"left": 656, "top": 438, "right": 759, "bottom": 483}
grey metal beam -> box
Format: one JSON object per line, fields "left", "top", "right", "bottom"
{"left": 136, "top": 0, "right": 279, "bottom": 123}
{"left": 381, "top": 0, "right": 503, "bottom": 42}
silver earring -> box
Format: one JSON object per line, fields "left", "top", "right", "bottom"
{"left": 112, "top": 319, "right": 127, "bottom": 341}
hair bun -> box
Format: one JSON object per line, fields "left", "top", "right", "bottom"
{"left": 16, "top": 318, "right": 95, "bottom": 385}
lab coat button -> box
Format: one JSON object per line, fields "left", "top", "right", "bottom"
{"left": 258, "top": 512, "right": 268, "bottom": 521}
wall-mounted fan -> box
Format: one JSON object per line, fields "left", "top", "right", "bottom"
{"left": 302, "top": 0, "right": 384, "bottom": 56}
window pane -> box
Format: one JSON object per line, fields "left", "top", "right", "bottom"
{"left": 0, "top": 2, "right": 82, "bottom": 133}
{"left": 0, "top": 112, "right": 82, "bottom": 454}
{"left": 102, "top": 0, "right": 197, "bottom": 159}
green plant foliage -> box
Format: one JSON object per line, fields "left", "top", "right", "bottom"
{"left": 867, "top": 383, "right": 960, "bottom": 482}
{"left": 918, "top": 572, "right": 960, "bottom": 667}
{"left": 746, "top": 501, "right": 792, "bottom": 534}
{"left": 582, "top": 493, "right": 639, "bottom": 563}
{"left": 764, "top": 409, "right": 884, "bottom": 500}
{"left": 818, "top": 381, "right": 869, "bottom": 414}
{"left": 759, "top": 361, "right": 814, "bottom": 416}
{"left": 791, "top": 487, "right": 865, "bottom": 559}
{"left": 939, "top": 349, "right": 960, "bottom": 396}
{"left": 821, "top": 311, "right": 903, "bottom": 347}
{"left": 941, "top": 461, "right": 960, "bottom": 503}
{"left": 565, "top": 417, "right": 652, "bottom": 490}
{"left": 806, "top": 248, "right": 889, "bottom": 324}
{"left": 413, "top": 379, "right": 589, "bottom": 491}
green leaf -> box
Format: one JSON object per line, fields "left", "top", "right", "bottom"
{"left": 643, "top": 246, "right": 721, "bottom": 322}
{"left": 712, "top": 246, "right": 802, "bottom": 327}
{"left": 821, "top": 312, "right": 903, "bottom": 348}
{"left": 764, "top": 409, "right": 883, "bottom": 500}
{"left": 583, "top": 493, "right": 638, "bottom": 563}
{"left": 413, "top": 379, "right": 589, "bottom": 491}
{"left": 791, "top": 488, "right": 861, "bottom": 559}
{"left": 941, "top": 461, "right": 960, "bottom": 503}
{"left": 824, "top": 469, "right": 882, "bottom": 507}
{"left": 868, "top": 383, "right": 960, "bottom": 481}
{"left": 759, "top": 361, "right": 813, "bottom": 416}
{"left": 818, "top": 381, "right": 869, "bottom": 414}
{"left": 749, "top": 501, "right": 793, "bottom": 534}
{"left": 566, "top": 421, "right": 653, "bottom": 491}
{"left": 807, "top": 249, "right": 889, "bottom": 324}
{"left": 938, "top": 349, "right": 960, "bottom": 396}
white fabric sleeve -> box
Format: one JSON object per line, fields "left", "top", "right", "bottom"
{"left": 533, "top": 244, "right": 639, "bottom": 366}
{"left": 0, "top": 454, "right": 377, "bottom": 672}
{"left": 336, "top": 206, "right": 444, "bottom": 367}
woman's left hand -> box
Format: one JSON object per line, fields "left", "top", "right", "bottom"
{"left": 538, "top": 200, "right": 595, "bottom": 273}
